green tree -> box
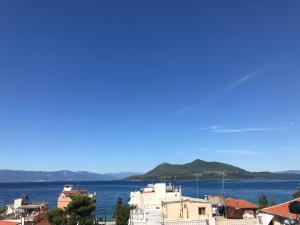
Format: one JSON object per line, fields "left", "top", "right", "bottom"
{"left": 293, "top": 189, "right": 300, "bottom": 199}
{"left": 45, "top": 195, "right": 95, "bottom": 225}
{"left": 45, "top": 208, "right": 66, "bottom": 225}
{"left": 66, "top": 195, "right": 96, "bottom": 225}
{"left": 258, "top": 194, "right": 269, "bottom": 209}
{"left": 0, "top": 206, "right": 6, "bottom": 214}
{"left": 270, "top": 201, "right": 276, "bottom": 206}
{"left": 114, "top": 197, "right": 131, "bottom": 225}
{"left": 0, "top": 206, "right": 7, "bottom": 217}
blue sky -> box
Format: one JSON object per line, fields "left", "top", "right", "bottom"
{"left": 0, "top": 0, "right": 299, "bottom": 173}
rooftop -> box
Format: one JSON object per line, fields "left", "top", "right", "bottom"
{"left": 19, "top": 204, "right": 47, "bottom": 210}
{"left": 0, "top": 221, "right": 19, "bottom": 225}
{"left": 162, "top": 196, "right": 207, "bottom": 204}
{"left": 226, "top": 198, "right": 258, "bottom": 209}
{"left": 63, "top": 189, "right": 87, "bottom": 195}
{"left": 261, "top": 197, "right": 300, "bottom": 220}
{"left": 181, "top": 196, "right": 208, "bottom": 203}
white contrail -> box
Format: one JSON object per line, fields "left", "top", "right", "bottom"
{"left": 175, "top": 66, "right": 270, "bottom": 115}
{"left": 197, "top": 125, "right": 289, "bottom": 133}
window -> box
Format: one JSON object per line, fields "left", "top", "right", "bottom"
{"left": 198, "top": 207, "right": 206, "bottom": 215}
{"left": 258, "top": 216, "right": 263, "bottom": 225}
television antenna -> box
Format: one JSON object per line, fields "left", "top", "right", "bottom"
{"left": 195, "top": 173, "right": 201, "bottom": 199}
{"left": 221, "top": 171, "right": 226, "bottom": 197}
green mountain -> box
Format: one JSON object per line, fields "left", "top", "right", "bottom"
{"left": 127, "top": 159, "right": 300, "bottom": 180}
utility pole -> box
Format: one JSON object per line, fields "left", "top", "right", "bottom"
{"left": 104, "top": 208, "right": 106, "bottom": 225}
{"left": 196, "top": 174, "right": 199, "bottom": 199}
{"left": 222, "top": 172, "right": 226, "bottom": 218}
{"left": 222, "top": 173, "right": 225, "bottom": 198}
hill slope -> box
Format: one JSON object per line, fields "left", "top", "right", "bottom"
{"left": 127, "top": 159, "right": 300, "bottom": 180}
{"left": 276, "top": 170, "right": 300, "bottom": 174}
{"left": 0, "top": 170, "right": 139, "bottom": 182}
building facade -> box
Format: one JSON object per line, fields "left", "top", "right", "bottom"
{"left": 225, "top": 198, "right": 258, "bottom": 219}
{"left": 128, "top": 183, "right": 214, "bottom": 225}
{"left": 57, "top": 184, "right": 96, "bottom": 209}
{"left": 162, "top": 197, "right": 213, "bottom": 222}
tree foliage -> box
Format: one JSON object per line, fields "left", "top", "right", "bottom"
{"left": 0, "top": 206, "right": 7, "bottom": 214}
{"left": 259, "top": 194, "right": 269, "bottom": 209}
{"left": 46, "top": 195, "right": 95, "bottom": 225}
{"left": 0, "top": 206, "right": 7, "bottom": 216}
{"left": 66, "top": 195, "right": 96, "bottom": 225}
{"left": 293, "top": 189, "right": 300, "bottom": 199}
{"left": 269, "top": 201, "right": 276, "bottom": 206}
{"left": 258, "top": 194, "right": 276, "bottom": 209}
{"left": 45, "top": 208, "right": 66, "bottom": 225}
{"left": 114, "top": 197, "right": 131, "bottom": 225}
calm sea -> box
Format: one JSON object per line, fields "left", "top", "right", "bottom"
{"left": 0, "top": 180, "right": 299, "bottom": 219}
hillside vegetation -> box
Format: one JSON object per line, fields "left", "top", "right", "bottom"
{"left": 126, "top": 159, "right": 300, "bottom": 180}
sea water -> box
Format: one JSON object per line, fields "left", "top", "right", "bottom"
{"left": 0, "top": 179, "right": 298, "bottom": 219}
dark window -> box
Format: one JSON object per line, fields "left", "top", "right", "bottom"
{"left": 198, "top": 207, "right": 206, "bottom": 215}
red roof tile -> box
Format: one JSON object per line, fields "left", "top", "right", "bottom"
{"left": 0, "top": 221, "right": 19, "bottom": 225}
{"left": 261, "top": 197, "right": 300, "bottom": 220}
{"left": 63, "top": 189, "right": 87, "bottom": 194}
{"left": 226, "top": 197, "right": 258, "bottom": 209}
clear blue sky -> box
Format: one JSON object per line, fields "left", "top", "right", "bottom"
{"left": 0, "top": 0, "right": 299, "bottom": 173}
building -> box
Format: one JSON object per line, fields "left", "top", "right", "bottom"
{"left": 225, "top": 198, "right": 258, "bottom": 219}
{"left": 57, "top": 184, "right": 96, "bottom": 209}
{"left": 162, "top": 196, "right": 213, "bottom": 222}
{"left": 258, "top": 197, "right": 300, "bottom": 225}
{"left": 6, "top": 195, "right": 28, "bottom": 215}
{"left": 128, "top": 183, "right": 215, "bottom": 225}
{"left": 1, "top": 195, "right": 48, "bottom": 225}
{"left": 207, "top": 195, "right": 225, "bottom": 216}
{"left": 129, "top": 183, "right": 181, "bottom": 210}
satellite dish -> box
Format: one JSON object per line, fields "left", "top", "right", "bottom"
{"left": 289, "top": 201, "right": 300, "bottom": 214}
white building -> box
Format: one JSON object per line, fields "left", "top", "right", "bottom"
{"left": 128, "top": 183, "right": 214, "bottom": 225}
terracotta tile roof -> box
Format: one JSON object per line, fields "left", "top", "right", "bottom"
{"left": 63, "top": 189, "right": 87, "bottom": 194}
{"left": 226, "top": 197, "right": 258, "bottom": 209}
{"left": 0, "top": 221, "right": 19, "bottom": 225}
{"left": 261, "top": 197, "right": 300, "bottom": 220}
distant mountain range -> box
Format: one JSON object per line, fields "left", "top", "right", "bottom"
{"left": 1, "top": 160, "right": 299, "bottom": 182}
{"left": 0, "top": 170, "right": 141, "bottom": 183}
{"left": 276, "top": 170, "right": 300, "bottom": 174}
{"left": 126, "top": 159, "right": 300, "bottom": 180}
